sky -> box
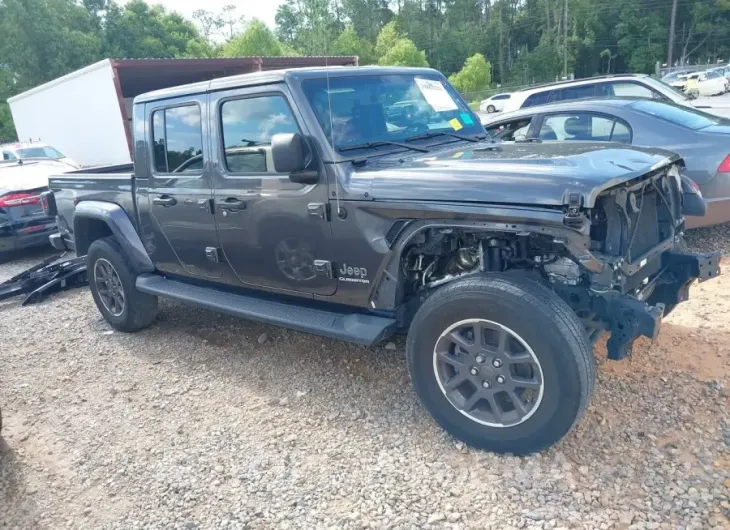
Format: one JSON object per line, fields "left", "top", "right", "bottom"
{"left": 126, "top": 0, "right": 285, "bottom": 30}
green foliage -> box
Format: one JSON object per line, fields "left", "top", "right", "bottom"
{"left": 378, "top": 38, "right": 429, "bottom": 67}
{"left": 448, "top": 54, "right": 492, "bottom": 94}
{"left": 374, "top": 21, "right": 402, "bottom": 59}
{"left": 102, "top": 1, "right": 205, "bottom": 59}
{"left": 331, "top": 26, "right": 375, "bottom": 64}
{"left": 220, "top": 19, "right": 285, "bottom": 57}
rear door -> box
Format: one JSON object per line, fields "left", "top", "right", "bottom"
{"left": 208, "top": 84, "right": 337, "bottom": 296}
{"left": 144, "top": 96, "right": 223, "bottom": 278}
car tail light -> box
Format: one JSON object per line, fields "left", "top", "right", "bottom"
{"left": 0, "top": 192, "right": 41, "bottom": 208}
{"left": 718, "top": 154, "right": 730, "bottom": 173}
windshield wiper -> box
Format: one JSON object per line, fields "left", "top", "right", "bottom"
{"left": 339, "top": 141, "right": 429, "bottom": 153}
{"left": 405, "top": 131, "right": 486, "bottom": 143}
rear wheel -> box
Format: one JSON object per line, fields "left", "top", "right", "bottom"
{"left": 406, "top": 275, "right": 595, "bottom": 455}
{"left": 487, "top": 105, "right": 496, "bottom": 113}
{"left": 87, "top": 237, "right": 157, "bottom": 332}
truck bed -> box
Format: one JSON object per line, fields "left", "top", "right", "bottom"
{"left": 49, "top": 164, "right": 137, "bottom": 250}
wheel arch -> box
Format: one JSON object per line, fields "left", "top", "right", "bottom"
{"left": 368, "top": 215, "right": 589, "bottom": 313}
{"left": 73, "top": 201, "right": 155, "bottom": 274}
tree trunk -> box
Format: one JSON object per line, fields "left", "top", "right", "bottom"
{"left": 563, "top": 0, "right": 568, "bottom": 78}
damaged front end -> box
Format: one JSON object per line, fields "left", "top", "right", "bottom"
{"left": 552, "top": 163, "right": 721, "bottom": 360}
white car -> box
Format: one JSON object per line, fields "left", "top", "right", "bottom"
{"left": 695, "top": 70, "right": 728, "bottom": 96}
{"left": 0, "top": 142, "right": 80, "bottom": 169}
{"left": 479, "top": 93, "right": 511, "bottom": 113}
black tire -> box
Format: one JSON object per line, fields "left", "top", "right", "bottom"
{"left": 87, "top": 237, "right": 158, "bottom": 332}
{"left": 487, "top": 105, "right": 496, "bottom": 113}
{"left": 406, "top": 274, "right": 595, "bottom": 455}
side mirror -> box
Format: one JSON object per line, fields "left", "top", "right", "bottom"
{"left": 272, "top": 132, "right": 306, "bottom": 173}
{"left": 271, "top": 132, "right": 318, "bottom": 184}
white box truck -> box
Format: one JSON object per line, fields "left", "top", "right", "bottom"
{"left": 7, "top": 56, "right": 358, "bottom": 168}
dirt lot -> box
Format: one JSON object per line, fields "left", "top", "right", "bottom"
{"left": 1, "top": 232, "right": 729, "bottom": 530}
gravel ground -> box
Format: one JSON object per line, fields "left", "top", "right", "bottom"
{"left": 1, "top": 230, "right": 729, "bottom": 530}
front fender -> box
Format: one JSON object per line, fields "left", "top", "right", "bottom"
{"left": 73, "top": 201, "right": 155, "bottom": 273}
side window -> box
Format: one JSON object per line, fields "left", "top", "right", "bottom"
{"left": 220, "top": 95, "right": 300, "bottom": 174}
{"left": 522, "top": 91, "right": 551, "bottom": 109}
{"left": 151, "top": 104, "right": 203, "bottom": 174}
{"left": 494, "top": 94, "right": 511, "bottom": 101}
{"left": 539, "top": 113, "right": 621, "bottom": 142}
{"left": 610, "top": 82, "right": 655, "bottom": 99}
{"left": 610, "top": 121, "right": 632, "bottom": 143}
{"left": 487, "top": 118, "right": 533, "bottom": 141}
{"left": 2, "top": 151, "right": 16, "bottom": 160}
{"left": 552, "top": 84, "right": 596, "bottom": 102}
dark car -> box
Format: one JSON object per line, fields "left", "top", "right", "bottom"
{"left": 481, "top": 98, "right": 730, "bottom": 227}
{"left": 43, "top": 67, "right": 718, "bottom": 455}
{"left": 0, "top": 159, "right": 61, "bottom": 261}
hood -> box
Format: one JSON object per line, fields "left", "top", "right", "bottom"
{"left": 351, "top": 141, "right": 680, "bottom": 208}
{"left": 0, "top": 159, "right": 70, "bottom": 195}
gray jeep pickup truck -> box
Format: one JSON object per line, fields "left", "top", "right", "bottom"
{"left": 42, "top": 66, "right": 719, "bottom": 454}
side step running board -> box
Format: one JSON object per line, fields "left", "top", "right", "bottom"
{"left": 135, "top": 274, "right": 396, "bottom": 346}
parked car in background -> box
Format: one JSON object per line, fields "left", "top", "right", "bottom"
{"left": 499, "top": 73, "right": 730, "bottom": 116}
{"left": 692, "top": 69, "right": 728, "bottom": 96}
{"left": 1, "top": 142, "right": 80, "bottom": 169}
{"left": 479, "top": 93, "right": 511, "bottom": 113}
{"left": 482, "top": 98, "right": 730, "bottom": 227}
{"left": 0, "top": 158, "right": 64, "bottom": 261}
{"left": 662, "top": 70, "right": 697, "bottom": 91}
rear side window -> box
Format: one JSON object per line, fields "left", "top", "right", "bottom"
{"left": 539, "top": 113, "right": 631, "bottom": 143}
{"left": 493, "top": 94, "right": 511, "bottom": 101}
{"left": 151, "top": 104, "right": 203, "bottom": 174}
{"left": 220, "top": 95, "right": 300, "bottom": 174}
{"left": 522, "top": 91, "right": 551, "bottom": 108}
{"left": 552, "top": 84, "right": 596, "bottom": 102}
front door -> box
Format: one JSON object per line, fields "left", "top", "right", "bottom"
{"left": 146, "top": 97, "right": 222, "bottom": 278}
{"left": 209, "top": 85, "right": 336, "bottom": 296}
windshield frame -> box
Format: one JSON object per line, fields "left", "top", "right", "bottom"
{"left": 298, "top": 72, "right": 484, "bottom": 160}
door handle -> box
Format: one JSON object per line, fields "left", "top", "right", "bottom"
{"left": 153, "top": 195, "right": 177, "bottom": 207}
{"left": 217, "top": 198, "right": 246, "bottom": 211}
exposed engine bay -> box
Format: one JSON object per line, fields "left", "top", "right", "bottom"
{"left": 396, "top": 166, "right": 720, "bottom": 361}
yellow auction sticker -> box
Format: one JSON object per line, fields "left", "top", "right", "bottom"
{"left": 449, "top": 118, "right": 463, "bottom": 131}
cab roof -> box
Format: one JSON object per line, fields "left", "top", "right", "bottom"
{"left": 134, "top": 66, "right": 441, "bottom": 105}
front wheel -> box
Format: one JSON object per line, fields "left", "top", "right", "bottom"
{"left": 406, "top": 275, "right": 595, "bottom": 455}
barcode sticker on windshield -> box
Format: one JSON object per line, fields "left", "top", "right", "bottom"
{"left": 415, "top": 78, "right": 459, "bottom": 112}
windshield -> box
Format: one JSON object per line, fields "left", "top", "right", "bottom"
{"left": 16, "top": 146, "right": 65, "bottom": 159}
{"left": 631, "top": 99, "right": 729, "bottom": 129}
{"left": 301, "top": 74, "right": 483, "bottom": 152}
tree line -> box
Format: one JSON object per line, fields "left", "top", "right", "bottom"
{"left": 2, "top": 0, "right": 730, "bottom": 142}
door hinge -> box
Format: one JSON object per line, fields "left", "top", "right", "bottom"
{"left": 313, "top": 260, "right": 333, "bottom": 279}
{"left": 205, "top": 247, "right": 221, "bottom": 263}
{"left": 307, "top": 202, "right": 330, "bottom": 221}
{"left": 198, "top": 198, "right": 214, "bottom": 214}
